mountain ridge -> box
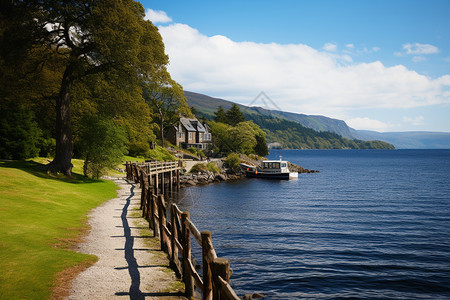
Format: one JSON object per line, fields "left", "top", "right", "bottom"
{"left": 184, "top": 91, "right": 450, "bottom": 149}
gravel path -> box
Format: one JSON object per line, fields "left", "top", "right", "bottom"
{"left": 67, "top": 177, "right": 186, "bottom": 300}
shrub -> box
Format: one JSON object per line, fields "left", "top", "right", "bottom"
{"left": 147, "top": 146, "right": 176, "bottom": 161}
{"left": 0, "top": 104, "right": 42, "bottom": 159}
{"left": 78, "top": 117, "right": 128, "bottom": 179}
{"left": 206, "top": 162, "right": 220, "bottom": 174}
{"left": 225, "top": 153, "right": 241, "bottom": 170}
{"left": 188, "top": 147, "right": 197, "bottom": 154}
{"left": 190, "top": 163, "right": 208, "bottom": 173}
{"left": 128, "top": 142, "right": 151, "bottom": 157}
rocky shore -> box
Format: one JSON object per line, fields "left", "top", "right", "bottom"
{"left": 180, "top": 170, "right": 244, "bottom": 187}
{"left": 179, "top": 159, "right": 318, "bottom": 187}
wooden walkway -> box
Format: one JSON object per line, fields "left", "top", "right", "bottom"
{"left": 126, "top": 161, "right": 182, "bottom": 197}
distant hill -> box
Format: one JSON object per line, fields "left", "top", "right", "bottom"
{"left": 184, "top": 91, "right": 394, "bottom": 150}
{"left": 184, "top": 91, "right": 450, "bottom": 149}
{"left": 351, "top": 130, "right": 450, "bottom": 149}
{"left": 184, "top": 91, "right": 354, "bottom": 138}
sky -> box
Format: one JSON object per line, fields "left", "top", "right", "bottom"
{"left": 139, "top": 0, "right": 450, "bottom": 132}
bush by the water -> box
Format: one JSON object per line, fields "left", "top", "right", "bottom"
{"left": 190, "top": 162, "right": 220, "bottom": 174}
{"left": 225, "top": 153, "right": 241, "bottom": 171}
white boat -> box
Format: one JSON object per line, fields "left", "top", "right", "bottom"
{"left": 241, "top": 159, "right": 298, "bottom": 180}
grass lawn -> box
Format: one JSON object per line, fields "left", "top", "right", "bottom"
{"left": 0, "top": 158, "right": 119, "bottom": 299}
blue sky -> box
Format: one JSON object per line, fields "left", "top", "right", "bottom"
{"left": 139, "top": 0, "right": 450, "bottom": 132}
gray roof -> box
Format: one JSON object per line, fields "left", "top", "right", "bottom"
{"left": 179, "top": 117, "right": 206, "bottom": 132}
{"left": 180, "top": 118, "right": 196, "bottom": 131}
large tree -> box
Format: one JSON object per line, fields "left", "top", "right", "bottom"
{"left": 143, "top": 76, "right": 191, "bottom": 147}
{"left": 1, "top": 0, "right": 169, "bottom": 175}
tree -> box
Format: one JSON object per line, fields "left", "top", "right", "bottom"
{"left": 254, "top": 133, "right": 269, "bottom": 156}
{"left": 143, "top": 76, "right": 191, "bottom": 147}
{"left": 1, "top": 0, "right": 169, "bottom": 175}
{"left": 0, "top": 102, "right": 42, "bottom": 160}
{"left": 225, "top": 104, "right": 245, "bottom": 126}
{"left": 214, "top": 106, "right": 228, "bottom": 123}
{"left": 77, "top": 117, "right": 127, "bottom": 179}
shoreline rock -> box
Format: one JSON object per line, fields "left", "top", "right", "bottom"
{"left": 180, "top": 171, "right": 244, "bottom": 187}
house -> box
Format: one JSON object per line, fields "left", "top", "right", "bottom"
{"left": 166, "top": 117, "right": 212, "bottom": 150}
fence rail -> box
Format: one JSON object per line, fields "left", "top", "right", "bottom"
{"left": 126, "top": 162, "right": 240, "bottom": 300}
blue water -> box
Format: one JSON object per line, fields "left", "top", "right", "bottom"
{"left": 175, "top": 150, "right": 450, "bottom": 299}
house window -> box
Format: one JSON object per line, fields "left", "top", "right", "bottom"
{"left": 189, "top": 132, "right": 193, "bottom": 140}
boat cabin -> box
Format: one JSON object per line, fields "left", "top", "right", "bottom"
{"left": 261, "top": 160, "right": 290, "bottom": 173}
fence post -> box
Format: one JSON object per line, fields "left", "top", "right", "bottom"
{"left": 212, "top": 257, "right": 232, "bottom": 300}
{"left": 182, "top": 212, "right": 194, "bottom": 299}
{"left": 145, "top": 187, "right": 152, "bottom": 220}
{"left": 140, "top": 170, "right": 147, "bottom": 212}
{"left": 202, "top": 231, "right": 213, "bottom": 300}
{"left": 158, "top": 195, "right": 166, "bottom": 252}
{"left": 152, "top": 195, "right": 159, "bottom": 238}
{"left": 170, "top": 204, "right": 179, "bottom": 273}
{"left": 125, "top": 161, "right": 130, "bottom": 180}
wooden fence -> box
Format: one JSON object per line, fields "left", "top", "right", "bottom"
{"left": 126, "top": 162, "right": 240, "bottom": 300}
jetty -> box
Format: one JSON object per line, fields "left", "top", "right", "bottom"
{"left": 126, "top": 161, "right": 241, "bottom": 299}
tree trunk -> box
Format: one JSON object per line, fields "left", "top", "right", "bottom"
{"left": 160, "top": 114, "right": 165, "bottom": 148}
{"left": 48, "top": 66, "right": 74, "bottom": 176}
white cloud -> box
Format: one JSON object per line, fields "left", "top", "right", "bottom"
{"left": 346, "top": 117, "right": 389, "bottom": 131}
{"left": 157, "top": 23, "right": 450, "bottom": 116}
{"left": 323, "top": 43, "right": 337, "bottom": 52}
{"left": 372, "top": 47, "right": 380, "bottom": 52}
{"left": 402, "top": 116, "right": 425, "bottom": 126}
{"left": 144, "top": 9, "right": 172, "bottom": 23}
{"left": 403, "top": 43, "right": 439, "bottom": 55}
{"left": 345, "top": 44, "right": 355, "bottom": 49}
{"left": 444, "top": 57, "right": 450, "bottom": 63}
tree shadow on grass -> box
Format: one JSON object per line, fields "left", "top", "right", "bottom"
{"left": 0, "top": 159, "right": 101, "bottom": 184}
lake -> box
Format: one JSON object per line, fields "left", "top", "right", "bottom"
{"left": 175, "top": 149, "right": 450, "bottom": 299}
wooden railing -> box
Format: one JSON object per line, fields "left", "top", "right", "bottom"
{"left": 127, "top": 163, "right": 240, "bottom": 300}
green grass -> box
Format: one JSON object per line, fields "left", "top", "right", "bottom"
{"left": 0, "top": 159, "right": 118, "bottom": 299}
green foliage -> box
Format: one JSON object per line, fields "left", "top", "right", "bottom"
{"left": 37, "top": 137, "right": 56, "bottom": 158}
{"left": 1, "top": 0, "right": 173, "bottom": 175}
{"left": 128, "top": 142, "right": 151, "bottom": 157}
{"left": 225, "top": 153, "right": 241, "bottom": 170}
{"left": 213, "top": 104, "right": 245, "bottom": 126}
{"left": 0, "top": 103, "right": 42, "bottom": 159}
{"left": 209, "top": 120, "right": 269, "bottom": 155}
{"left": 189, "top": 163, "right": 208, "bottom": 173}
{"left": 189, "top": 162, "right": 220, "bottom": 174}
{"left": 226, "top": 104, "right": 245, "bottom": 126}
{"left": 0, "top": 159, "right": 117, "bottom": 299}
{"left": 143, "top": 76, "right": 191, "bottom": 147}
{"left": 254, "top": 133, "right": 269, "bottom": 156}
{"left": 207, "top": 162, "right": 220, "bottom": 174}
{"left": 77, "top": 117, "right": 128, "bottom": 179}
{"left": 187, "top": 146, "right": 205, "bottom": 158}
{"left": 146, "top": 146, "right": 176, "bottom": 161}
{"left": 214, "top": 105, "right": 228, "bottom": 123}
{"left": 188, "top": 147, "right": 197, "bottom": 154}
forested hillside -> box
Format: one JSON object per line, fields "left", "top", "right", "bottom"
{"left": 186, "top": 92, "right": 394, "bottom": 150}
{"left": 246, "top": 114, "right": 394, "bottom": 150}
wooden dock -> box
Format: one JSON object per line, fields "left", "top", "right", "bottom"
{"left": 126, "top": 162, "right": 240, "bottom": 300}
{"left": 126, "top": 161, "right": 182, "bottom": 198}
